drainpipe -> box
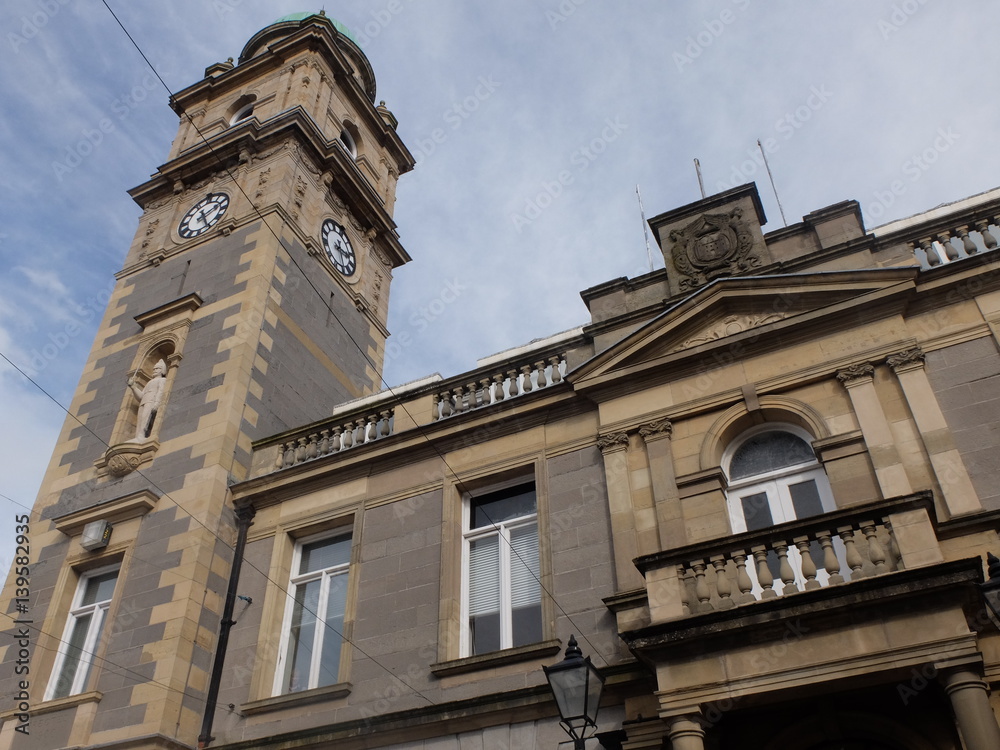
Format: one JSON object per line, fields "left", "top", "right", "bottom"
{"left": 199, "top": 504, "right": 255, "bottom": 748}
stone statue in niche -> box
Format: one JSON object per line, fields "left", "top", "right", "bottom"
{"left": 127, "top": 359, "right": 167, "bottom": 440}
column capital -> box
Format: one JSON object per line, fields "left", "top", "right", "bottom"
{"left": 597, "top": 431, "right": 630, "bottom": 454}
{"left": 639, "top": 419, "right": 673, "bottom": 442}
{"left": 886, "top": 346, "right": 925, "bottom": 373}
{"left": 836, "top": 362, "right": 875, "bottom": 386}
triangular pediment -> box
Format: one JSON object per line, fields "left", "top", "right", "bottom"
{"left": 571, "top": 267, "right": 918, "bottom": 394}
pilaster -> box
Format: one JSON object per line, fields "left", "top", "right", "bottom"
{"left": 639, "top": 419, "right": 683, "bottom": 549}
{"left": 938, "top": 659, "right": 1000, "bottom": 750}
{"left": 598, "top": 432, "right": 645, "bottom": 591}
{"left": 886, "top": 347, "right": 982, "bottom": 517}
{"left": 836, "top": 363, "right": 912, "bottom": 497}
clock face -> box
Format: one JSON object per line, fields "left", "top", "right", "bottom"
{"left": 178, "top": 193, "right": 230, "bottom": 239}
{"left": 321, "top": 219, "right": 356, "bottom": 276}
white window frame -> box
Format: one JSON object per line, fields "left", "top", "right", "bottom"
{"left": 44, "top": 566, "right": 118, "bottom": 701}
{"left": 461, "top": 484, "right": 540, "bottom": 657}
{"left": 273, "top": 530, "right": 351, "bottom": 695}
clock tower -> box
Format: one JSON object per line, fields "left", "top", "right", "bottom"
{"left": 4, "top": 13, "right": 413, "bottom": 750}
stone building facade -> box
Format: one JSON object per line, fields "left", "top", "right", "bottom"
{"left": 4, "top": 11, "right": 1000, "bottom": 750}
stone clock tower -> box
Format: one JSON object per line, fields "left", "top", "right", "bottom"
{"left": 1, "top": 13, "right": 412, "bottom": 750}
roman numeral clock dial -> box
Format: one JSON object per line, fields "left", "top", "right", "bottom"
{"left": 178, "top": 193, "right": 230, "bottom": 239}
{"left": 321, "top": 219, "right": 356, "bottom": 276}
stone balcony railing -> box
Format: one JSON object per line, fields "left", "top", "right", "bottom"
{"left": 636, "top": 493, "right": 941, "bottom": 622}
{"left": 873, "top": 190, "right": 1000, "bottom": 270}
{"left": 250, "top": 349, "right": 569, "bottom": 477}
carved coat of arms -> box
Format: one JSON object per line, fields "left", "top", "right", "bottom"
{"left": 668, "top": 207, "right": 761, "bottom": 291}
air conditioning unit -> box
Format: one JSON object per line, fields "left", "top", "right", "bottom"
{"left": 81, "top": 520, "right": 113, "bottom": 551}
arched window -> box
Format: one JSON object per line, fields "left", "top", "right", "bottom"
{"left": 724, "top": 425, "right": 834, "bottom": 534}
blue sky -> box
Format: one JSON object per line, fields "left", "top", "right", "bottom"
{"left": 2, "top": 0, "right": 999, "bottom": 566}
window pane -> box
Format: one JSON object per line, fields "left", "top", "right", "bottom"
{"left": 81, "top": 571, "right": 118, "bottom": 605}
{"left": 468, "top": 536, "right": 500, "bottom": 616}
{"left": 740, "top": 492, "right": 774, "bottom": 531}
{"left": 509, "top": 524, "right": 540, "bottom": 607}
{"left": 471, "top": 485, "right": 535, "bottom": 528}
{"left": 470, "top": 611, "right": 501, "bottom": 654}
{"left": 299, "top": 535, "right": 350, "bottom": 574}
{"left": 511, "top": 603, "right": 543, "bottom": 648}
{"left": 789, "top": 479, "right": 824, "bottom": 518}
{"left": 730, "top": 432, "right": 815, "bottom": 480}
{"left": 284, "top": 579, "right": 320, "bottom": 692}
{"left": 317, "top": 574, "right": 348, "bottom": 687}
{"left": 52, "top": 613, "right": 93, "bottom": 699}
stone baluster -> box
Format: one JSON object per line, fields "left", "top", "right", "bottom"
{"left": 938, "top": 231, "right": 961, "bottom": 262}
{"left": 976, "top": 219, "right": 998, "bottom": 250}
{"left": 861, "top": 520, "right": 888, "bottom": 574}
{"left": 330, "top": 426, "right": 342, "bottom": 453}
{"left": 817, "top": 531, "right": 843, "bottom": 584}
{"left": 793, "top": 536, "right": 820, "bottom": 590}
{"left": 439, "top": 391, "right": 454, "bottom": 418}
{"left": 710, "top": 555, "right": 734, "bottom": 609}
{"left": 751, "top": 545, "right": 777, "bottom": 599}
{"left": 467, "top": 381, "right": 480, "bottom": 410}
{"left": 295, "top": 437, "right": 308, "bottom": 464}
{"left": 838, "top": 526, "right": 865, "bottom": 579}
{"left": 678, "top": 565, "right": 691, "bottom": 615}
{"left": 691, "top": 560, "right": 712, "bottom": 611}
{"left": 520, "top": 364, "right": 533, "bottom": 393}
{"left": 341, "top": 421, "right": 354, "bottom": 449}
{"left": 732, "top": 550, "right": 755, "bottom": 604}
{"left": 885, "top": 520, "right": 902, "bottom": 569}
{"left": 775, "top": 541, "right": 798, "bottom": 595}
{"left": 451, "top": 385, "right": 465, "bottom": 413}
{"left": 918, "top": 237, "right": 939, "bottom": 266}
{"left": 535, "top": 361, "right": 547, "bottom": 388}
{"left": 480, "top": 378, "right": 492, "bottom": 406}
{"left": 507, "top": 369, "right": 519, "bottom": 396}
{"left": 958, "top": 225, "right": 979, "bottom": 256}
{"left": 492, "top": 373, "right": 506, "bottom": 402}
{"left": 306, "top": 433, "right": 319, "bottom": 459}
{"left": 379, "top": 410, "right": 392, "bottom": 437}
{"left": 549, "top": 355, "right": 564, "bottom": 383}
{"left": 275, "top": 443, "right": 286, "bottom": 470}
{"left": 364, "top": 415, "right": 376, "bottom": 442}
{"left": 319, "top": 429, "right": 331, "bottom": 455}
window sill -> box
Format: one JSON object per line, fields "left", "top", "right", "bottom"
{"left": 430, "top": 639, "right": 562, "bottom": 678}
{"left": 241, "top": 682, "right": 352, "bottom": 716}
{"left": 0, "top": 691, "right": 102, "bottom": 721}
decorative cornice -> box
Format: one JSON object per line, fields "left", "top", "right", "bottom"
{"left": 886, "top": 347, "right": 926, "bottom": 372}
{"left": 639, "top": 419, "right": 673, "bottom": 441}
{"left": 835, "top": 362, "right": 875, "bottom": 385}
{"left": 597, "top": 432, "right": 630, "bottom": 453}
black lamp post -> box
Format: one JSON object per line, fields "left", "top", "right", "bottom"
{"left": 543, "top": 635, "right": 605, "bottom": 749}
{"left": 981, "top": 552, "right": 1000, "bottom": 624}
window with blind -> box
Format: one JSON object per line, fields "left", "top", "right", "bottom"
{"left": 45, "top": 568, "right": 118, "bottom": 700}
{"left": 275, "top": 532, "right": 351, "bottom": 694}
{"left": 464, "top": 483, "right": 542, "bottom": 656}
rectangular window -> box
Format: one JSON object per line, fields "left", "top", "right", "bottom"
{"left": 276, "top": 533, "right": 351, "bottom": 694}
{"left": 45, "top": 569, "right": 118, "bottom": 701}
{"left": 464, "top": 483, "right": 542, "bottom": 655}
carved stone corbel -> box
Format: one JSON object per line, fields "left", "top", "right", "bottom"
{"left": 639, "top": 419, "right": 673, "bottom": 442}
{"left": 886, "top": 346, "right": 925, "bottom": 373}
{"left": 835, "top": 362, "right": 874, "bottom": 386}
{"left": 597, "top": 432, "right": 630, "bottom": 453}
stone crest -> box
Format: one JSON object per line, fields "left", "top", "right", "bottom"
{"left": 668, "top": 207, "right": 760, "bottom": 291}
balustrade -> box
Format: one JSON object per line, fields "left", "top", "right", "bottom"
{"left": 909, "top": 217, "right": 1000, "bottom": 268}
{"left": 432, "top": 353, "right": 566, "bottom": 420}
{"left": 670, "top": 513, "right": 903, "bottom": 616}
{"left": 271, "top": 408, "right": 395, "bottom": 471}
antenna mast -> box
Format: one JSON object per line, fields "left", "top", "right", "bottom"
{"left": 694, "top": 158, "right": 706, "bottom": 199}
{"left": 636, "top": 185, "right": 654, "bottom": 273}
{"left": 757, "top": 139, "right": 788, "bottom": 227}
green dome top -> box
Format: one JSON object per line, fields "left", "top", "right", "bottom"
{"left": 265, "top": 11, "right": 359, "bottom": 45}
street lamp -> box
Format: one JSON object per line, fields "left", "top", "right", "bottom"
{"left": 543, "top": 635, "right": 605, "bottom": 749}
{"left": 981, "top": 552, "right": 1000, "bottom": 625}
